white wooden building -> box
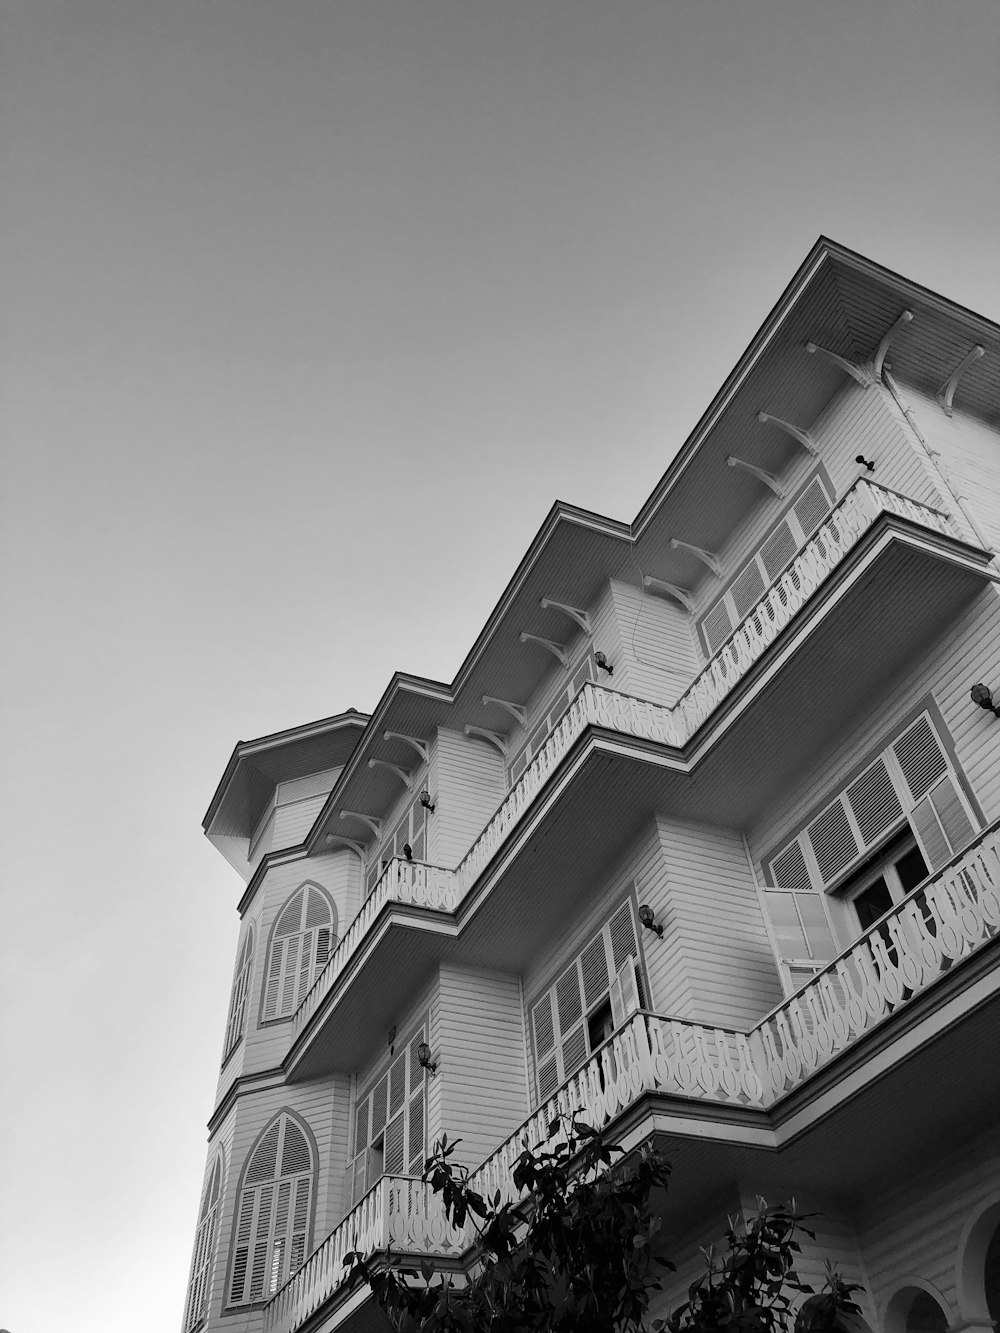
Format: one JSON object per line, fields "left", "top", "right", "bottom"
{"left": 182, "top": 240, "right": 1000, "bottom": 1333}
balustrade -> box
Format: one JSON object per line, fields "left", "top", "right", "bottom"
{"left": 293, "top": 480, "right": 958, "bottom": 1045}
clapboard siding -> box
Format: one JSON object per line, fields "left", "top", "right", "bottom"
{"left": 749, "top": 583, "right": 1000, "bottom": 873}
{"left": 271, "top": 795, "right": 327, "bottom": 852}
{"left": 653, "top": 818, "right": 783, "bottom": 1028}
{"left": 608, "top": 579, "right": 701, "bottom": 706}
{"left": 900, "top": 385, "right": 1000, "bottom": 553}
{"left": 436, "top": 965, "right": 529, "bottom": 1170}
{"left": 855, "top": 1124, "right": 1000, "bottom": 1325}
{"left": 216, "top": 851, "right": 362, "bottom": 1098}
{"left": 429, "top": 727, "right": 506, "bottom": 868}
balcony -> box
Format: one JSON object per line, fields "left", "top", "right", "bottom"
{"left": 268, "top": 826, "right": 1000, "bottom": 1333}
{"left": 288, "top": 481, "right": 989, "bottom": 1074}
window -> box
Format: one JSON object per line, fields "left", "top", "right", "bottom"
{"left": 365, "top": 792, "right": 429, "bottom": 897}
{"left": 765, "top": 712, "right": 978, "bottom": 990}
{"left": 347, "top": 1025, "right": 427, "bottom": 1205}
{"left": 509, "top": 652, "right": 598, "bottom": 785}
{"left": 228, "top": 1113, "right": 314, "bottom": 1307}
{"left": 700, "top": 473, "right": 835, "bottom": 657}
{"left": 261, "top": 884, "right": 336, "bottom": 1022}
{"left": 529, "top": 900, "right": 644, "bottom": 1105}
{"left": 223, "top": 926, "right": 255, "bottom": 1061}
{"left": 184, "top": 1152, "right": 224, "bottom": 1331}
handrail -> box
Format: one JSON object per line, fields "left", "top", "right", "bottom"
{"left": 291, "top": 480, "right": 960, "bottom": 1042}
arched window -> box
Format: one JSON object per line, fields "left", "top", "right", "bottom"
{"left": 261, "top": 884, "right": 336, "bottom": 1022}
{"left": 184, "top": 1151, "right": 224, "bottom": 1331}
{"left": 223, "top": 926, "right": 255, "bottom": 1060}
{"left": 885, "top": 1284, "right": 951, "bottom": 1333}
{"left": 228, "top": 1112, "right": 314, "bottom": 1306}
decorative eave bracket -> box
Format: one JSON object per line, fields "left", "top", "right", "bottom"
{"left": 339, "top": 810, "right": 382, "bottom": 838}
{"left": 382, "top": 731, "right": 429, "bottom": 763}
{"left": 642, "top": 575, "right": 695, "bottom": 614}
{"left": 874, "top": 309, "right": 914, "bottom": 380}
{"left": 936, "top": 345, "right": 986, "bottom": 417}
{"left": 669, "top": 538, "right": 721, "bottom": 578}
{"left": 368, "top": 758, "right": 413, "bottom": 789}
{"left": 727, "top": 455, "right": 786, "bottom": 499}
{"left": 539, "top": 597, "right": 591, "bottom": 635}
{"left": 757, "top": 410, "right": 819, "bottom": 457}
{"left": 482, "top": 695, "right": 527, "bottom": 728}
{"left": 463, "top": 725, "right": 508, "bottom": 758}
{"left": 324, "top": 833, "right": 366, "bottom": 858}
{"left": 805, "top": 341, "right": 871, "bottom": 388}
{"left": 519, "top": 632, "right": 569, "bottom": 667}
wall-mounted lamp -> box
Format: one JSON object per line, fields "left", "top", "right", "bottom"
{"left": 403, "top": 843, "right": 413, "bottom": 861}
{"left": 594, "top": 651, "right": 614, "bottom": 675}
{"left": 638, "top": 904, "right": 664, "bottom": 938}
{"left": 419, "top": 788, "right": 435, "bottom": 812}
{"left": 971, "top": 683, "right": 1000, "bottom": 717}
{"left": 855, "top": 455, "right": 875, "bottom": 473}
{"left": 416, "top": 1042, "right": 438, "bottom": 1075}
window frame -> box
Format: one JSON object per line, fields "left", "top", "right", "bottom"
{"left": 226, "top": 1111, "right": 316, "bottom": 1309}
{"left": 347, "top": 1020, "right": 429, "bottom": 1206}
{"left": 259, "top": 882, "right": 337, "bottom": 1025}
{"left": 183, "top": 1150, "right": 225, "bottom": 1332}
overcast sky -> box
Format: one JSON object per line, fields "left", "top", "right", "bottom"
{"left": 1, "top": 3, "right": 997, "bottom": 1330}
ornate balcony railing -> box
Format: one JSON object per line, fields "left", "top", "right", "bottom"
{"left": 269, "top": 824, "right": 1000, "bottom": 1333}
{"left": 751, "top": 821, "right": 1000, "bottom": 1099}
{"left": 293, "top": 481, "right": 958, "bottom": 1045}
{"left": 296, "top": 860, "right": 459, "bottom": 1036}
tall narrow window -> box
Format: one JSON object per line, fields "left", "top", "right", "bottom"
{"left": 184, "top": 1152, "right": 224, "bottom": 1331}
{"left": 261, "top": 884, "right": 337, "bottom": 1022}
{"left": 347, "top": 1026, "right": 428, "bottom": 1205}
{"left": 529, "top": 900, "right": 644, "bottom": 1105}
{"left": 228, "top": 1112, "right": 314, "bottom": 1307}
{"left": 223, "top": 926, "right": 255, "bottom": 1061}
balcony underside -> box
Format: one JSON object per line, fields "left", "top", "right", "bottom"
{"left": 288, "top": 526, "right": 994, "bottom": 1078}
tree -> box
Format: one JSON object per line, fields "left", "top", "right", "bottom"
{"left": 346, "top": 1116, "right": 862, "bottom": 1333}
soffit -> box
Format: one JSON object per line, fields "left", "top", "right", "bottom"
{"left": 830, "top": 255, "right": 1000, "bottom": 423}
{"left": 206, "top": 713, "right": 369, "bottom": 838}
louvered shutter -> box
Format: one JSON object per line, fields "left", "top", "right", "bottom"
{"left": 383, "top": 1113, "right": 405, "bottom": 1174}
{"left": 407, "top": 1032, "right": 426, "bottom": 1176}
{"left": 792, "top": 477, "right": 831, "bottom": 536}
{"left": 731, "top": 560, "right": 766, "bottom": 620}
{"left": 532, "top": 992, "right": 559, "bottom": 1100}
{"left": 893, "top": 716, "right": 948, "bottom": 802}
{"left": 263, "top": 886, "right": 335, "bottom": 1020}
{"left": 911, "top": 776, "right": 976, "bottom": 872}
{"left": 580, "top": 935, "right": 610, "bottom": 1009}
{"left": 703, "top": 600, "right": 734, "bottom": 655}
{"left": 760, "top": 520, "right": 797, "bottom": 581}
{"left": 609, "top": 957, "right": 640, "bottom": 1028}
{"left": 185, "top": 1156, "right": 223, "bottom": 1330}
{"left": 262, "top": 940, "right": 284, "bottom": 1021}
{"left": 224, "top": 928, "right": 254, "bottom": 1059}
{"left": 846, "top": 759, "right": 903, "bottom": 846}
{"left": 555, "top": 965, "right": 586, "bottom": 1077}
{"left": 808, "top": 799, "right": 860, "bottom": 884}
{"left": 608, "top": 901, "right": 638, "bottom": 973}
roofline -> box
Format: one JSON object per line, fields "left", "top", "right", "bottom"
{"left": 211, "top": 237, "right": 1000, "bottom": 851}
{"left": 202, "top": 709, "right": 370, "bottom": 832}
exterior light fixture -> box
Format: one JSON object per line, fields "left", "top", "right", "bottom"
{"left": 403, "top": 843, "right": 413, "bottom": 861}
{"left": 638, "top": 904, "right": 663, "bottom": 938}
{"left": 417, "top": 1042, "right": 438, "bottom": 1074}
{"left": 855, "top": 455, "right": 875, "bottom": 472}
{"left": 594, "top": 651, "right": 614, "bottom": 675}
{"left": 971, "top": 683, "right": 1000, "bottom": 716}
{"left": 419, "top": 788, "right": 435, "bottom": 811}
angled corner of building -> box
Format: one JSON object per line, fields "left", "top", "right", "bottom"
{"left": 180, "top": 238, "right": 1000, "bottom": 1333}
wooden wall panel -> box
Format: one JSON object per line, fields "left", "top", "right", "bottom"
{"left": 435, "top": 964, "right": 529, "bottom": 1170}
{"left": 654, "top": 818, "right": 783, "bottom": 1028}
{"left": 608, "top": 579, "right": 701, "bottom": 706}
{"left": 900, "top": 385, "right": 1000, "bottom": 553}
{"left": 429, "top": 727, "right": 506, "bottom": 868}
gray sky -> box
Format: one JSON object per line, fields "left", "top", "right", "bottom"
{"left": 1, "top": 3, "right": 997, "bottom": 1329}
